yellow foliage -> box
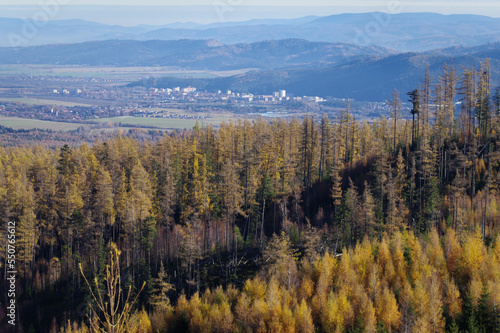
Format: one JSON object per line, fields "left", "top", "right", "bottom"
{"left": 235, "top": 293, "right": 252, "bottom": 330}
{"left": 391, "top": 232, "right": 407, "bottom": 290}
{"left": 298, "top": 277, "right": 315, "bottom": 301}
{"left": 366, "top": 262, "right": 381, "bottom": 302}
{"left": 399, "top": 281, "right": 414, "bottom": 332}
{"left": 460, "top": 229, "right": 486, "bottom": 281}
{"left": 311, "top": 252, "right": 336, "bottom": 320}
{"left": 494, "top": 233, "right": 500, "bottom": 262}
{"left": 426, "top": 228, "right": 447, "bottom": 277}
{"left": 176, "top": 293, "right": 189, "bottom": 318}
{"left": 443, "top": 229, "right": 462, "bottom": 274}
{"left": 150, "top": 303, "right": 175, "bottom": 333}
{"left": 427, "top": 274, "right": 445, "bottom": 333}
{"left": 469, "top": 276, "right": 483, "bottom": 306}
{"left": 251, "top": 299, "right": 269, "bottom": 332}
{"left": 321, "top": 288, "right": 353, "bottom": 333}
{"left": 186, "top": 293, "right": 210, "bottom": 333}
{"left": 352, "top": 237, "right": 374, "bottom": 286}
{"left": 129, "top": 309, "right": 153, "bottom": 333}
{"left": 243, "top": 276, "right": 267, "bottom": 300}
{"left": 407, "top": 231, "right": 431, "bottom": 283}
{"left": 280, "top": 303, "right": 296, "bottom": 333}
{"left": 375, "top": 286, "right": 401, "bottom": 333}
{"left": 413, "top": 278, "right": 431, "bottom": 332}
{"left": 351, "top": 283, "right": 376, "bottom": 333}
{"left": 336, "top": 249, "right": 357, "bottom": 289}
{"left": 294, "top": 300, "right": 315, "bottom": 333}
{"left": 377, "top": 235, "right": 396, "bottom": 287}
{"left": 444, "top": 277, "right": 462, "bottom": 319}
{"left": 209, "top": 300, "right": 234, "bottom": 333}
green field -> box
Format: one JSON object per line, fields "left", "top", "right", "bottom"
{"left": 0, "top": 97, "right": 93, "bottom": 107}
{"left": 0, "top": 116, "right": 85, "bottom": 131}
{"left": 0, "top": 115, "right": 238, "bottom": 133}
{"left": 94, "top": 116, "right": 203, "bottom": 129}
{"left": 0, "top": 65, "right": 254, "bottom": 81}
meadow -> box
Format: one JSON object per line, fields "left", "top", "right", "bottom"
{"left": 0, "top": 65, "right": 252, "bottom": 80}
{"left": 0, "top": 97, "right": 93, "bottom": 107}
{"left": 0, "top": 116, "right": 85, "bottom": 131}
{"left": 93, "top": 115, "right": 235, "bottom": 129}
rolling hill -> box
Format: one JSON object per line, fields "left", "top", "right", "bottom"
{"left": 1, "top": 13, "right": 499, "bottom": 51}
{"left": 0, "top": 39, "right": 393, "bottom": 70}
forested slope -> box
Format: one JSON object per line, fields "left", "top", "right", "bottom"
{"left": 1, "top": 61, "right": 500, "bottom": 332}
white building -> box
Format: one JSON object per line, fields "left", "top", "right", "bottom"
{"left": 182, "top": 86, "right": 197, "bottom": 93}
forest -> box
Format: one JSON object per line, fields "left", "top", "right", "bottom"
{"left": 1, "top": 60, "right": 500, "bottom": 332}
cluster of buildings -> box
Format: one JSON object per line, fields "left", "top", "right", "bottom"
{"left": 53, "top": 89, "right": 82, "bottom": 95}
{"left": 145, "top": 86, "right": 327, "bottom": 104}
{"left": 47, "top": 83, "right": 327, "bottom": 107}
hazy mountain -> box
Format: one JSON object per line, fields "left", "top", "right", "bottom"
{"left": 137, "top": 13, "right": 500, "bottom": 51}
{"left": 0, "top": 39, "right": 393, "bottom": 70}
{"left": 425, "top": 42, "right": 500, "bottom": 58}
{"left": 1, "top": 13, "right": 499, "bottom": 51}
{"left": 0, "top": 18, "right": 151, "bottom": 47}
{"left": 130, "top": 46, "right": 500, "bottom": 102}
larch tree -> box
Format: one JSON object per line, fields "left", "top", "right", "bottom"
{"left": 220, "top": 159, "right": 244, "bottom": 250}
{"left": 388, "top": 89, "right": 402, "bottom": 154}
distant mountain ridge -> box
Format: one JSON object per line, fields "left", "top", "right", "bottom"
{"left": 0, "top": 39, "right": 393, "bottom": 70}
{"left": 1, "top": 12, "right": 499, "bottom": 51}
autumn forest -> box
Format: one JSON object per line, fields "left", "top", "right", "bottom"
{"left": 2, "top": 61, "right": 500, "bottom": 333}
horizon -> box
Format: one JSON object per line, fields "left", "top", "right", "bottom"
{"left": 0, "top": 4, "right": 498, "bottom": 26}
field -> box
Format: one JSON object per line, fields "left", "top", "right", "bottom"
{"left": 0, "top": 65, "right": 254, "bottom": 81}
{"left": 94, "top": 115, "right": 236, "bottom": 129}
{"left": 0, "top": 112, "right": 242, "bottom": 133}
{"left": 0, "top": 116, "right": 85, "bottom": 131}
{"left": 93, "top": 106, "right": 244, "bottom": 129}
{"left": 0, "top": 97, "right": 93, "bottom": 107}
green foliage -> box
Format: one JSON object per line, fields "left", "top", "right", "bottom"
{"left": 257, "top": 172, "right": 275, "bottom": 204}
{"left": 233, "top": 226, "right": 244, "bottom": 248}
{"left": 477, "top": 287, "right": 495, "bottom": 333}
{"left": 289, "top": 224, "right": 300, "bottom": 245}
{"left": 448, "top": 320, "right": 461, "bottom": 333}
{"left": 139, "top": 216, "right": 157, "bottom": 253}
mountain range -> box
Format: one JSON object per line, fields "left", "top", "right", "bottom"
{"left": 0, "top": 39, "right": 393, "bottom": 70}
{"left": 1, "top": 12, "right": 500, "bottom": 51}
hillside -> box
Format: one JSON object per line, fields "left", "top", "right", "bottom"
{"left": 0, "top": 39, "right": 392, "bottom": 70}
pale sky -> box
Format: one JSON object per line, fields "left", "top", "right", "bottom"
{"left": 0, "top": 0, "right": 497, "bottom": 5}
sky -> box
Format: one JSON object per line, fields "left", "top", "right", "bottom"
{"left": 0, "top": 0, "right": 498, "bottom": 6}
{"left": 0, "top": 1, "right": 498, "bottom": 26}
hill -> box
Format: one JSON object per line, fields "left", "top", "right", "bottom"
{"left": 0, "top": 39, "right": 392, "bottom": 70}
